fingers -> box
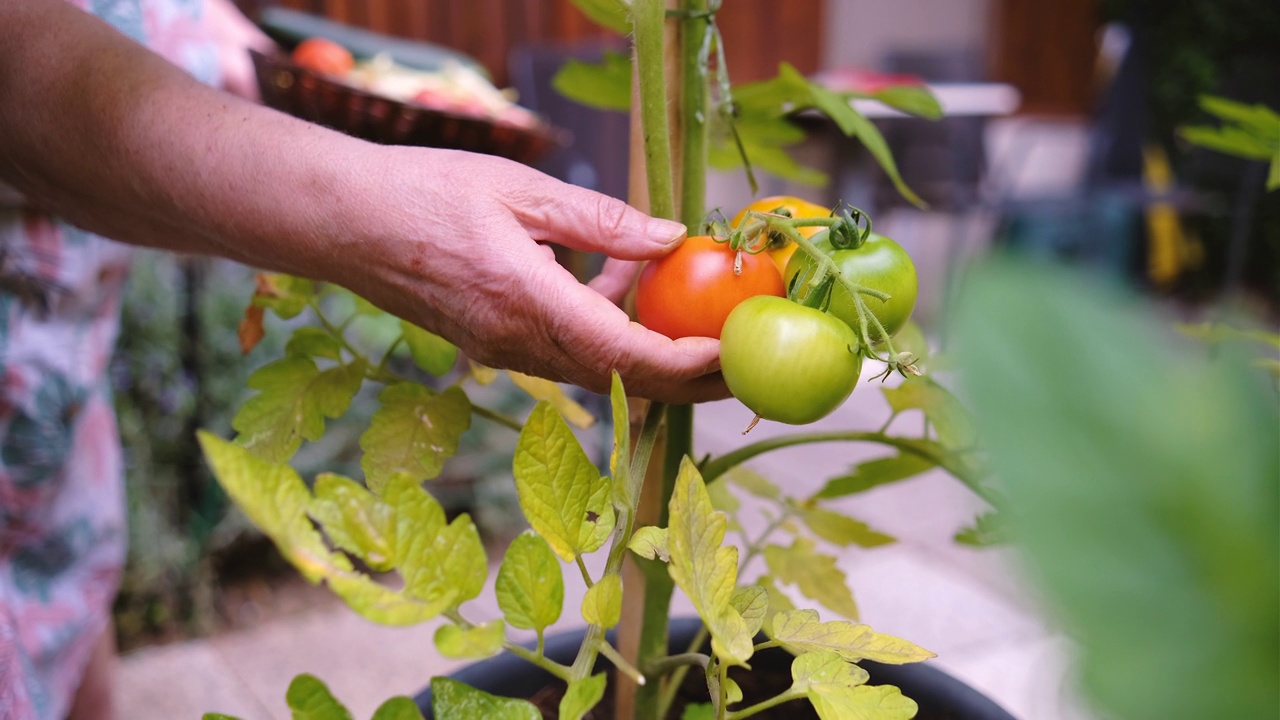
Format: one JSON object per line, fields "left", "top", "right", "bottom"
{"left": 509, "top": 175, "right": 686, "bottom": 260}
{"left": 586, "top": 257, "right": 643, "bottom": 304}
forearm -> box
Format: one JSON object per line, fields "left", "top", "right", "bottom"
{"left": 0, "top": 0, "right": 375, "bottom": 282}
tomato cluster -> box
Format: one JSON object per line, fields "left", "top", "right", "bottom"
{"left": 634, "top": 197, "right": 919, "bottom": 426}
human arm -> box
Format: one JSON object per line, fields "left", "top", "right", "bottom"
{"left": 206, "top": 0, "right": 277, "bottom": 100}
{"left": 0, "top": 0, "right": 725, "bottom": 403}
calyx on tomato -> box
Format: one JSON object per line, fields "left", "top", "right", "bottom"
{"left": 784, "top": 232, "right": 917, "bottom": 341}
{"left": 731, "top": 196, "right": 831, "bottom": 274}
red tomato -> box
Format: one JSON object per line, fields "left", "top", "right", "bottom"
{"left": 635, "top": 236, "right": 785, "bottom": 340}
{"left": 292, "top": 38, "right": 355, "bottom": 76}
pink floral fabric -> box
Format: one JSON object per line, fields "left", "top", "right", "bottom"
{"left": 0, "top": 2, "right": 220, "bottom": 717}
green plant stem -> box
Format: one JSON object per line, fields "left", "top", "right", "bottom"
{"left": 445, "top": 610, "right": 573, "bottom": 682}
{"left": 646, "top": 652, "right": 710, "bottom": 676}
{"left": 657, "top": 626, "right": 710, "bottom": 717}
{"left": 599, "top": 640, "right": 647, "bottom": 686}
{"left": 679, "top": 0, "right": 709, "bottom": 227}
{"left": 467, "top": 403, "right": 523, "bottom": 432}
{"left": 577, "top": 556, "right": 595, "bottom": 588}
{"left": 716, "top": 660, "right": 730, "bottom": 720}
{"left": 726, "top": 688, "right": 806, "bottom": 720}
{"left": 308, "top": 297, "right": 360, "bottom": 357}
{"left": 634, "top": 0, "right": 676, "bottom": 222}
{"left": 700, "top": 431, "right": 1001, "bottom": 508}
{"left": 376, "top": 334, "right": 404, "bottom": 372}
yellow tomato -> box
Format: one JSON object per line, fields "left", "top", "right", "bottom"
{"left": 731, "top": 196, "right": 832, "bottom": 274}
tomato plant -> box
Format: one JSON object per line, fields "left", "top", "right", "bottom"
{"left": 720, "top": 296, "right": 863, "bottom": 424}
{"left": 785, "top": 232, "right": 918, "bottom": 340}
{"left": 635, "top": 235, "right": 784, "bottom": 339}
{"left": 291, "top": 38, "right": 355, "bottom": 76}
{"left": 731, "top": 195, "right": 830, "bottom": 273}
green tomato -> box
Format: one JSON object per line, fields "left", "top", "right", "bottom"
{"left": 785, "top": 233, "right": 918, "bottom": 340}
{"left": 719, "top": 296, "right": 863, "bottom": 425}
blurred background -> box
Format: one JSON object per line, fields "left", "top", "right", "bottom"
{"left": 113, "top": 0, "right": 1278, "bottom": 708}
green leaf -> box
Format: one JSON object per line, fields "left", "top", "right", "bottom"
{"left": 508, "top": 371, "right": 596, "bottom": 430}
{"left": 667, "top": 457, "right": 754, "bottom": 665}
{"left": 430, "top": 677, "right": 539, "bottom": 720}
{"left": 370, "top": 696, "right": 425, "bottom": 720}
{"left": 790, "top": 652, "right": 870, "bottom": 692}
{"left": 495, "top": 531, "right": 564, "bottom": 636}
{"left": 434, "top": 620, "right": 505, "bottom": 659}
{"left": 628, "top": 526, "right": 670, "bottom": 562}
{"left": 953, "top": 511, "right": 1009, "bottom": 547}
{"left": 399, "top": 320, "right": 458, "bottom": 376}
{"left": 581, "top": 573, "right": 623, "bottom": 628}
{"left": 731, "top": 585, "right": 769, "bottom": 638}
{"left": 705, "top": 477, "right": 740, "bottom": 514}
{"left": 1179, "top": 125, "right": 1274, "bottom": 160}
{"left": 203, "top": 715, "right": 244, "bottom": 720}
{"left": 513, "top": 402, "right": 616, "bottom": 562}
{"left": 681, "top": 704, "right": 714, "bottom": 720}
{"left": 859, "top": 85, "right": 942, "bottom": 120}
{"left": 881, "top": 378, "right": 976, "bottom": 449}
{"left": 552, "top": 51, "right": 631, "bottom": 112}
{"left": 1199, "top": 96, "right": 1280, "bottom": 135}
{"left": 709, "top": 127, "right": 828, "bottom": 187}
{"left": 1269, "top": 148, "right": 1280, "bottom": 191}
{"left": 726, "top": 467, "right": 781, "bottom": 500}
{"left": 324, "top": 572, "right": 441, "bottom": 626}
{"left": 609, "top": 372, "right": 632, "bottom": 506}
{"left": 813, "top": 453, "right": 935, "bottom": 499}
{"left": 309, "top": 473, "right": 397, "bottom": 571}
{"left": 756, "top": 575, "right": 796, "bottom": 635}
{"left": 799, "top": 507, "right": 895, "bottom": 548}
{"left": 565, "top": 0, "right": 629, "bottom": 33}
{"left": 764, "top": 538, "right": 860, "bottom": 620}
{"left": 954, "top": 258, "right": 1280, "bottom": 720}
{"left": 559, "top": 673, "right": 607, "bottom": 720}
{"left": 770, "top": 609, "right": 934, "bottom": 665}
{"left": 387, "top": 474, "right": 487, "bottom": 613}
{"left": 253, "top": 274, "right": 315, "bottom": 319}
{"left": 360, "top": 383, "right": 472, "bottom": 491}
{"left": 807, "top": 683, "right": 918, "bottom": 720}
{"left": 285, "top": 674, "right": 353, "bottom": 720}
{"left": 286, "top": 326, "right": 345, "bottom": 361}
{"left": 233, "top": 357, "right": 366, "bottom": 463}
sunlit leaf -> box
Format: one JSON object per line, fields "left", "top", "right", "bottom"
{"left": 560, "top": 673, "right": 608, "bottom": 720}
{"left": 609, "top": 372, "right": 632, "bottom": 506}
{"left": 399, "top": 320, "right": 458, "bottom": 376}
{"left": 431, "top": 678, "right": 539, "bottom": 720}
{"left": 386, "top": 474, "right": 487, "bottom": 613}
{"left": 360, "top": 383, "right": 471, "bottom": 491}
{"left": 770, "top": 609, "right": 934, "bottom": 665}
{"left": 813, "top": 453, "right": 935, "bottom": 499}
{"left": 286, "top": 327, "right": 344, "bottom": 361}
{"left": 581, "top": 573, "right": 623, "bottom": 628}
{"left": 495, "top": 531, "right": 563, "bottom": 637}
{"left": 790, "top": 652, "right": 870, "bottom": 692}
{"left": 434, "top": 620, "right": 505, "bottom": 659}
{"left": 799, "top": 507, "right": 895, "bottom": 548}
{"left": 252, "top": 273, "right": 315, "bottom": 320}
{"left": 508, "top": 371, "right": 596, "bottom": 429}
{"left": 309, "top": 473, "right": 397, "bottom": 571}
{"left": 370, "top": 696, "right": 424, "bottom": 720}
{"left": 764, "top": 538, "right": 860, "bottom": 620}
{"left": 628, "top": 526, "right": 670, "bottom": 562}
{"left": 807, "top": 683, "right": 918, "bottom": 720}
{"left": 233, "top": 357, "right": 365, "bottom": 463}
{"left": 285, "top": 674, "right": 353, "bottom": 720}
{"left": 553, "top": 51, "right": 631, "bottom": 112}
{"left": 514, "top": 402, "right": 616, "bottom": 561}
{"left": 566, "top": 0, "right": 629, "bottom": 33}
{"left": 756, "top": 575, "right": 796, "bottom": 635}
{"left": 731, "top": 585, "right": 769, "bottom": 638}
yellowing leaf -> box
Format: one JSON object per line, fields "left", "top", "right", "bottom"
{"left": 800, "top": 508, "right": 895, "bottom": 548}
{"left": 513, "top": 402, "right": 616, "bottom": 562}
{"left": 430, "top": 678, "right": 539, "bottom": 720}
{"left": 882, "top": 378, "right": 976, "bottom": 449}
{"left": 732, "top": 585, "right": 769, "bottom": 638}
{"left": 790, "top": 652, "right": 870, "bottom": 692}
{"left": 756, "top": 575, "right": 797, "bottom": 635}
{"left": 807, "top": 683, "right": 918, "bottom": 720}
{"left": 399, "top": 320, "right": 458, "bottom": 377}
{"left": 325, "top": 573, "right": 441, "bottom": 626}
{"left": 285, "top": 673, "right": 353, "bottom": 720}
{"left": 434, "top": 620, "right": 505, "bottom": 659}
{"left": 252, "top": 273, "right": 314, "bottom": 319}
{"left": 609, "top": 373, "right": 632, "bottom": 507}
{"left": 771, "top": 609, "right": 935, "bottom": 665}
{"left": 764, "top": 538, "right": 860, "bottom": 620}
{"left": 467, "top": 360, "right": 500, "bottom": 385}
{"left": 628, "top": 526, "right": 670, "bottom": 562}
{"left": 386, "top": 475, "right": 487, "bottom": 613}
{"left": 581, "top": 573, "right": 623, "bottom": 628}
{"left": 667, "top": 458, "right": 754, "bottom": 665}
{"left": 360, "top": 383, "right": 471, "bottom": 491}
{"left": 238, "top": 303, "right": 265, "bottom": 355}
{"left": 286, "top": 326, "right": 344, "bottom": 361}
{"left": 559, "top": 673, "right": 608, "bottom": 720}
{"left": 233, "top": 357, "right": 365, "bottom": 463}
{"left": 508, "top": 371, "right": 596, "bottom": 429}
{"left": 495, "top": 532, "right": 563, "bottom": 636}
{"left": 309, "top": 473, "right": 397, "bottom": 571}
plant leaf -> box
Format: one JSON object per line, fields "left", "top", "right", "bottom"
{"left": 553, "top": 51, "right": 631, "bottom": 112}
{"left": 370, "top": 696, "right": 425, "bottom": 720}
{"left": 756, "top": 575, "right": 796, "bottom": 634}
{"left": 954, "top": 511, "right": 1009, "bottom": 547}
{"left": 726, "top": 467, "right": 781, "bottom": 500}
{"left": 495, "top": 531, "right": 564, "bottom": 636}
{"left": 813, "top": 453, "right": 935, "bottom": 499}
{"left": 232, "top": 357, "right": 365, "bottom": 463}
{"left": 252, "top": 273, "right": 315, "bottom": 320}
{"left": 565, "top": 0, "right": 629, "bottom": 33}
{"left": 667, "top": 457, "right": 754, "bottom": 665}
{"left": 790, "top": 652, "right": 870, "bottom": 692}
{"left": 764, "top": 538, "right": 860, "bottom": 620}
{"left": 731, "top": 585, "right": 769, "bottom": 638}
{"left": 286, "top": 326, "right": 345, "bottom": 361}
{"left": 434, "top": 620, "right": 505, "bottom": 659}
{"left": 581, "top": 573, "right": 623, "bottom": 628}
{"left": 807, "top": 683, "right": 918, "bottom": 720}
{"left": 609, "top": 372, "right": 632, "bottom": 506}
{"left": 360, "top": 383, "right": 471, "bottom": 491}
{"left": 430, "top": 677, "right": 539, "bottom": 720}
{"left": 799, "top": 507, "right": 895, "bottom": 548}
{"left": 881, "top": 378, "right": 976, "bottom": 449}
{"left": 681, "top": 704, "right": 714, "bottom": 720}
{"left": 203, "top": 714, "right": 244, "bottom": 720}
{"left": 386, "top": 474, "right": 487, "bottom": 613}
{"left": 285, "top": 674, "right": 353, "bottom": 720}
{"left": 513, "top": 402, "right": 616, "bottom": 561}
{"left": 309, "top": 473, "right": 397, "bottom": 572}
{"left": 628, "top": 526, "right": 670, "bottom": 562}
{"left": 399, "top": 320, "right": 458, "bottom": 376}
{"left": 859, "top": 85, "right": 942, "bottom": 120}
{"left": 560, "top": 673, "right": 608, "bottom": 720}
{"left": 508, "top": 372, "right": 596, "bottom": 429}
{"left": 770, "top": 609, "right": 934, "bottom": 665}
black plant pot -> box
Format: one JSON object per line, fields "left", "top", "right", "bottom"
{"left": 414, "top": 617, "right": 1018, "bottom": 719}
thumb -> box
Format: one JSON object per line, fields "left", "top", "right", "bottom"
{"left": 514, "top": 181, "right": 686, "bottom": 260}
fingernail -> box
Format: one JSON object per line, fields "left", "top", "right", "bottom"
{"left": 651, "top": 220, "right": 687, "bottom": 247}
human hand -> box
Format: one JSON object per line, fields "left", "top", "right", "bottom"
{"left": 325, "top": 148, "right": 727, "bottom": 404}
{"left": 206, "top": 0, "right": 276, "bottom": 101}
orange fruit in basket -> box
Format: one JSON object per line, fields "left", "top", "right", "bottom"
{"left": 292, "top": 38, "right": 354, "bottom": 76}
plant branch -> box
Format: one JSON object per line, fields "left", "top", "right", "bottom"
{"left": 726, "top": 688, "right": 807, "bottom": 719}
{"left": 468, "top": 403, "right": 524, "bottom": 432}
{"left": 599, "top": 640, "right": 647, "bottom": 687}
{"left": 634, "top": 0, "right": 677, "bottom": 222}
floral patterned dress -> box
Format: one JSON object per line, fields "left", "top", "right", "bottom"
{"left": 0, "top": 2, "right": 220, "bottom": 717}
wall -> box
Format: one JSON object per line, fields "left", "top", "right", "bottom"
{"left": 821, "top": 0, "right": 992, "bottom": 73}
